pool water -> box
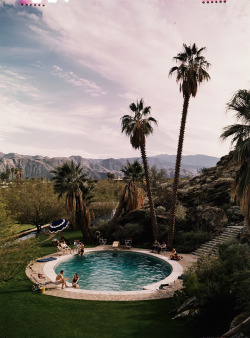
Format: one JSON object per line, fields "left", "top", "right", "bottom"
{"left": 55, "top": 251, "right": 172, "bottom": 291}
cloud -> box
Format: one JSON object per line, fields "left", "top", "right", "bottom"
{"left": 1, "top": 0, "right": 249, "bottom": 159}
{"left": 50, "top": 64, "right": 106, "bottom": 96}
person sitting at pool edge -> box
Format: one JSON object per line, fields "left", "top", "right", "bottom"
{"left": 78, "top": 242, "right": 84, "bottom": 256}
{"left": 72, "top": 273, "right": 79, "bottom": 289}
{"left": 60, "top": 235, "right": 71, "bottom": 246}
{"left": 170, "top": 248, "right": 183, "bottom": 261}
{"left": 56, "top": 270, "right": 69, "bottom": 289}
{"left": 152, "top": 240, "right": 161, "bottom": 254}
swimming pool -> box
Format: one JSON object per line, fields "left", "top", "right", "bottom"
{"left": 54, "top": 251, "right": 172, "bottom": 291}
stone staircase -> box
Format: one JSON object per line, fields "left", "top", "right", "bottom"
{"left": 192, "top": 225, "right": 245, "bottom": 257}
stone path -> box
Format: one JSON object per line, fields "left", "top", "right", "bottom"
{"left": 192, "top": 225, "right": 245, "bottom": 256}
{"left": 26, "top": 247, "right": 198, "bottom": 301}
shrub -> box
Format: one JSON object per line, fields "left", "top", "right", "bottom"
{"left": 173, "top": 231, "right": 211, "bottom": 253}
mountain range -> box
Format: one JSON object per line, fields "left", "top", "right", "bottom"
{"left": 0, "top": 152, "right": 220, "bottom": 180}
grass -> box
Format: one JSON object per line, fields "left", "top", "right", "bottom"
{"left": 0, "top": 230, "right": 198, "bottom": 338}
{"left": 10, "top": 223, "right": 35, "bottom": 234}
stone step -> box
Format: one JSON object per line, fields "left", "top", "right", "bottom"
{"left": 192, "top": 225, "right": 246, "bottom": 256}
{"left": 196, "top": 247, "right": 218, "bottom": 252}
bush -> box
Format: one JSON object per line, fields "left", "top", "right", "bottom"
{"left": 183, "top": 242, "right": 250, "bottom": 335}
{"left": 173, "top": 231, "right": 211, "bottom": 253}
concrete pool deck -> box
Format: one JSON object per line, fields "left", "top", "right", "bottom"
{"left": 26, "top": 246, "right": 198, "bottom": 301}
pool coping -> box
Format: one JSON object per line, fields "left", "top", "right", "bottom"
{"left": 27, "top": 246, "right": 198, "bottom": 301}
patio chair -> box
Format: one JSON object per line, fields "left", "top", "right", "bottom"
{"left": 112, "top": 241, "right": 120, "bottom": 249}
{"left": 99, "top": 237, "right": 107, "bottom": 245}
{"left": 30, "top": 272, "right": 60, "bottom": 291}
{"left": 73, "top": 240, "right": 80, "bottom": 253}
{"left": 125, "top": 238, "right": 132, "bottom": 248}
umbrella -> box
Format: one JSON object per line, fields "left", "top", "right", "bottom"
{"left": 49, "top": 219, "right": 69, "bottom": 233}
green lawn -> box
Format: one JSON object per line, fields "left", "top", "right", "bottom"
{"left": 10, "top": 223, "right": 35, "bottom": 235}
{"left": 0, "top": 230, "right": 198, "bottom": 338}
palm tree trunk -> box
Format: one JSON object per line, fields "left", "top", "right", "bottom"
{"left": 76, "top": 197, "right": 91, "bottom": 242}
{"left": 110, "top": 185, "right": 127, "bottom": 224}
{"left": 167, "top": 94, "right": 190, "bottom": 250}
{"left": 140, "top": 144, "right": 158, "bottom": 241}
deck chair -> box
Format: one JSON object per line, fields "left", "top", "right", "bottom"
{"left": 112, "top": 241, "right": 120, "bottom": 249}
{"left": 125, "top": 239, "right": 132, "bottom": 248}
{"left": 73, "top": 240, "right": 80, "bottom": 253}
{"left": 30, "top": 272, "right": 60, "bottom": 291}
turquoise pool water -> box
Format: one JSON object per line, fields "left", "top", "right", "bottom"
{"left": 55, "top": 251, "right": 172, "bottom": 291}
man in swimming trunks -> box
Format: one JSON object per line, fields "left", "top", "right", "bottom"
{"left": 56, "top": 270, "right": 69, "bottom": 289}
{"left": 78, "top": 242, "right": 84, "bottom": 257}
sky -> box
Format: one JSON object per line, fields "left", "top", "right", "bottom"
{"left": 0, "top": 0, "right": 249, "bottom": 159}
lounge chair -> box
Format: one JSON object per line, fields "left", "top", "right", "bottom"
{"left": 112, "top": 241, "right": 120, "bottom": 249}
{"left": 30, "top": 272, "right": 60, "bottom": 291}
{"left": 73, "top": 240, "right": 80, "bottom": 253}
{"left": 99, "top": 237, "right": 107, "bottom": 245}
{"left": 125, "top": 238, "right": 132, "bottom": 248}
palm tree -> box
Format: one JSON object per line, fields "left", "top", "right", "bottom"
{"left": 11, "top": 168, "right": 15, "bottom": 181}
{"left": 220, "top": 89, "right": 250, "bottom": 233}
{"left": 18, "top": 168, "right": 23, "bottom": 182}
{"left": 51, "top": 161, "right": 93, "bottom": 242}
{"left": 121, "top": 99, "right": 158, "bottom": 241}
{"left": 167, "top": 43, "right": 211, "bottom": 249}
{"left": 5, "top": 169, "right": 10, "bottom": 183}
{"left": 111, "top": 160, "right": 145, "bottom": 224}
{"left": 121, "top": 159, "right": 145, "bottom": 182}
{"left": 14, "top": 168, "right": 20, "bottom": 183}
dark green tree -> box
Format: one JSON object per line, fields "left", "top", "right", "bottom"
{"left": 51, "top": 161, "right": 94, "bottom": 241}
{"left": 121, "top": 159, "right": 145, "bottom": 182}
{"left": 221, "top": 89, "right": 250, "bottom": 233}
{"left": 2, "top": 180, "right": 65, "bottom": 234}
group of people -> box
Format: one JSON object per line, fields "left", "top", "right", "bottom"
{"left": 52, "top": 235, "right": 85, "bottom": 256}
{"left": 152, "top": 241, "right": 183, "bottom": 261}
{"left": 56, "top": 270, "right": 80, "bottom": 289}
{"left": 152, "top": 240, "right": 167, "bottom": 254}
{"left": 57, "top": 236, "right": 72, "bottom": 255}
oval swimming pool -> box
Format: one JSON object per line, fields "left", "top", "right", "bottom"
{"left": 54, "top": 251, "right": 172, "bottom": 291}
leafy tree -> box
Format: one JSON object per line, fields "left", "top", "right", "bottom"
{"left": 0, "top": 197, "right": 36, "bottom": 283}
{"left": 150, "top": 165, "right": 167, "bottom": 189}
{"left": 183, "top": 242, "right": 250, "bottom": 334}
{"left": 106, "top": 172, "right": 115, "bottom": 180}
{"left": 221, "top": 89, "right": 250, "bottom": 233}
{"left": 121, "top": 99, "right": 158, "bottom": 241}
{"left": 121, "top": 159, "right": 145, "bottom": 182}
{"left": 2, "top": 180, "right": 65, "bottom": 234}
{"left": 51, "top": 161, "right": 93, "bottom": 242}
{"left": 167, "top": 43, "right": 211, "bottom": 249}
{"left": 0, "top": 172, "right": 7, "bottom": 184}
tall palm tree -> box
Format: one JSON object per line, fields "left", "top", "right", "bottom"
{"left": 221, "top": 89, "right": 250, "bottom": 233}
{"left": 167, "top": 43, "right": 211, "bottom": 249}
{"left": 14, "top": 168, "right": 20, "bottom": 183}
{"left": 5, "top": 169, "right": 10, "bottom": 183}
{"left": 11, "top": 168, "right": 15, "bottom": 181}
{"left": 51, "top": 161, "right": 93, "bottom": 242}
{"left": 121, "top": 99, "right": 158, "bottom": 241}
{"left": 111, "top": 160, "right": 145, "bottom": 224}
{"left": 18, "top": 168, "right": 23, "bottom": 182}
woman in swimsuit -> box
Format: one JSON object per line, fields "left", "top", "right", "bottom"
{"left": 72, "top": 273, "right": 79, "bottom": 289}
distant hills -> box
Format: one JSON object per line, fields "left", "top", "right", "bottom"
{"left": 0, "top": 152, "right": 220, "bottom": 180}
